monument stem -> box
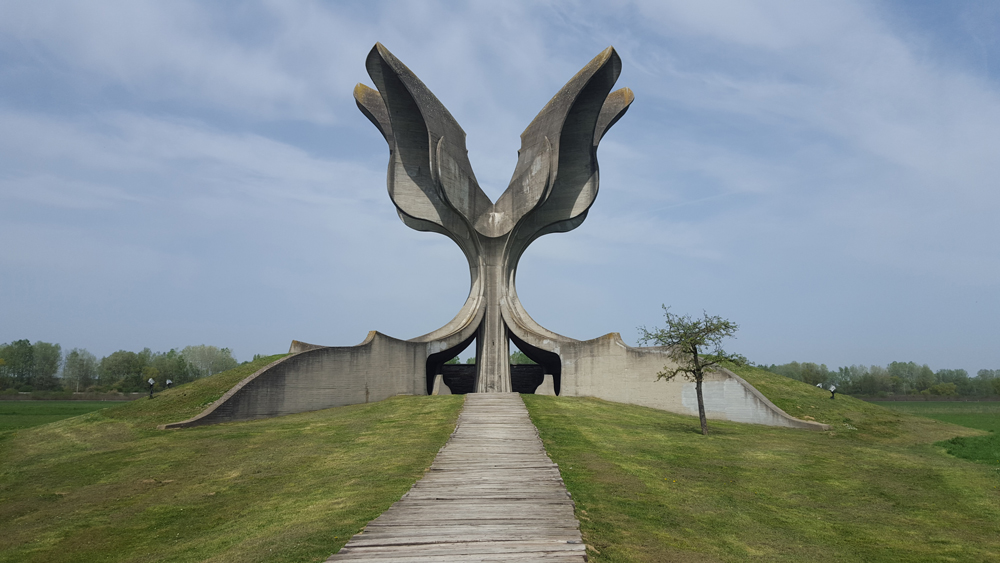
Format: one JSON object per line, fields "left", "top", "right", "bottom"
{"left": 475, "top": 239, "right": 512, "bottom": 393}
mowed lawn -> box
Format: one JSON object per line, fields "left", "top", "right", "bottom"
{"left": 872, "top": 400, "right": 1000, "bottom": 467}
{"left": 870, "top": 400, "right": 1000, "bottom": 432}
{"left": 0, "top": 356, "right": 464, "bottom": 563}
{"left": 524, "top": 366, "right": 1000, "bottom": 563}
{"left": 3, "top": 359, "right": 999, "bottom": 563}
{"left": 0, "top": 401, "right": 121, "bottom": 432}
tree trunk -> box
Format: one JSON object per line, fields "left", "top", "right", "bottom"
{"left": 695, "top": 377, "right": 708, "bottom": 435}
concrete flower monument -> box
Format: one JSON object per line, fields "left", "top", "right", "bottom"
{"left": 162, "top": 44, "right": 827, "bottom": 431}
{"left": 353, "top": 43, "right": 633, "bottom": 393}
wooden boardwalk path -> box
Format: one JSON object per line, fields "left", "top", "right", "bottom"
{"left": 327, "top": 393, "right": 586, "bottom": 562}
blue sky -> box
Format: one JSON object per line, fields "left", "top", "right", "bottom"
{"left": 1, "top": 1, "right": 998, "bottom": 374}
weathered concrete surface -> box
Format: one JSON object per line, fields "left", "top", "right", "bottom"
{"left": 554, "top": 333, "right": 830, "bottom": 430}
{"left": 162, "top": 331, "right": 826, "bottom": 431}
{"left": 160, "top": 332, "right": 431, "bottom": 429}
{"left": 355, "top": 43, "right": 632, "bottom": 394}
{"left": 327, "top": 394, "right": 586, "bottom": 562}
{"left": 431, "top": 374, "right": 451, "bottom": 395}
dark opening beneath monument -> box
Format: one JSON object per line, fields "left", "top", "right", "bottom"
{"left": 424, "top": 336, "right": 561, "bottom": 395}
{"left": 440, "top": 364, "right": 546, "bottom": 394}
{"left": 509, "top": 331, "right": 561, "bottom": 396}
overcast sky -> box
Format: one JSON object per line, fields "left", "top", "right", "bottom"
{"left": 2, "top": 1, "right": 998, "bottom": 375}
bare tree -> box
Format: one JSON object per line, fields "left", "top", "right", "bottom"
{"left": 63, "top": 348, "right": 98, "bottom": 392}
{"left": 639, "top": 306, "right": 746, "bottom": 435}
{"left": 181, "top": 345, "right": 238, "bottom": 378}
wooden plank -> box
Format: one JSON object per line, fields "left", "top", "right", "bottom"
{"left": 326, "top": 393, "right": 586, "bottom": 562}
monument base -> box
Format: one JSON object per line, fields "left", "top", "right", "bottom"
{"left": 159, "top": 332, "right": 828, "bottom": 431}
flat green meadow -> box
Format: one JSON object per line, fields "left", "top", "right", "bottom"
{"left": 870, "top": 400, "right": 1000, "bottom": 432}
{"left": 0, "top": 401, "right": 120, "bottom": 432}
{"left": 871, "top": 400, "right": 1000, "bottom": 467}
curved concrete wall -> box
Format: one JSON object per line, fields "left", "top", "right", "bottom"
{"left": 160, "top": 332, "right": 428, "bottom": 429}
{"left": 555, "top": 333, "right": 830, "bottom": 431}
{"left": 161, "top": 331, "right": 827, "bottom": 431}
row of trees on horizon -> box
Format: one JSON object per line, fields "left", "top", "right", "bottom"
{"left": 765, "top": 360, "right": 1000, "bottom": 398}
{"left": 0, "top": 340, "right": 243, "bottom": 394}
{"left": 445, "top": 351, "right": 536, "bottom": 365}
{"left": 4, "top": 338, "right": 997, "bottom": 399}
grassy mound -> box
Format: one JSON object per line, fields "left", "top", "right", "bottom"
{"left": 0, "top": 356, "right": 464, "bottom": 563}
{"left": 102, "top": 354, "right": 291, "bottom": 430}
{"left": 731, "top": 364, "right": 962, "bottom": 441}
{"left": 524, "top": 366, "right": 999, "bottom": 562}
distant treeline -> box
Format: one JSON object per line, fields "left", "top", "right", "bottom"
{"left": 0, "top": 340, "right": 253, "bottom": 394}
{"left": 763, "top": 361, "right": 1000, "bottom": 398}
{"left": 444, "top": 351, "right": 536, "bottom": 365}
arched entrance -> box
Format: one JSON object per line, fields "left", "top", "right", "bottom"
{"left": 424, "top": 333, "right": 561, "bottom": 395}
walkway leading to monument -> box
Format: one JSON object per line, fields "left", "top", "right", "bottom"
{"left": 326, "top": 393, "right": 587, "bottom": 562}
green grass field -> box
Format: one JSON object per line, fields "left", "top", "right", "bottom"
{"left": 2, "top": 361, "right": 998, "bottom": 562}
{"left": 0, "top": 401, "right": 120, "bottom": 432}
{"left": 869, "top": 401, "right": 1000, "bottom": 432}
{"left": 0, "top": 356, "right": 464, "bottom": 563}
{"left": 871, "top": 400, "right": 1000, "bottom": 468}
{"left": 524, "top": 366, "right": 1000, "bottom": 562}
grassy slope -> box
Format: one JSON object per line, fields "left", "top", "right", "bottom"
{"left": 525, "top": 365, "right": 1000, "bottom": 563}
{"left": 0, "top": 401, "right": 118, "bottom": 431}
{"left": 4, "top": 358, "right": 998, "bottom": 562}
{"left": 0, "top": 356, "right": 464, "bottom": 563}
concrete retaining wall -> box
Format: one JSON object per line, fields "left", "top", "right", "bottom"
{"left": 161, "top": 331, "right": 827, "bottom": 431}
{"left": 160, "top": 332, "right": 428, "bottom": 429}
{"left": 556, "top": 333, "right": 830, "bottom": 431}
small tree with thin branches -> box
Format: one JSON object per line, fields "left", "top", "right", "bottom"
{"left": 638, "top": 305, "right": 746, "bottom": 435}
